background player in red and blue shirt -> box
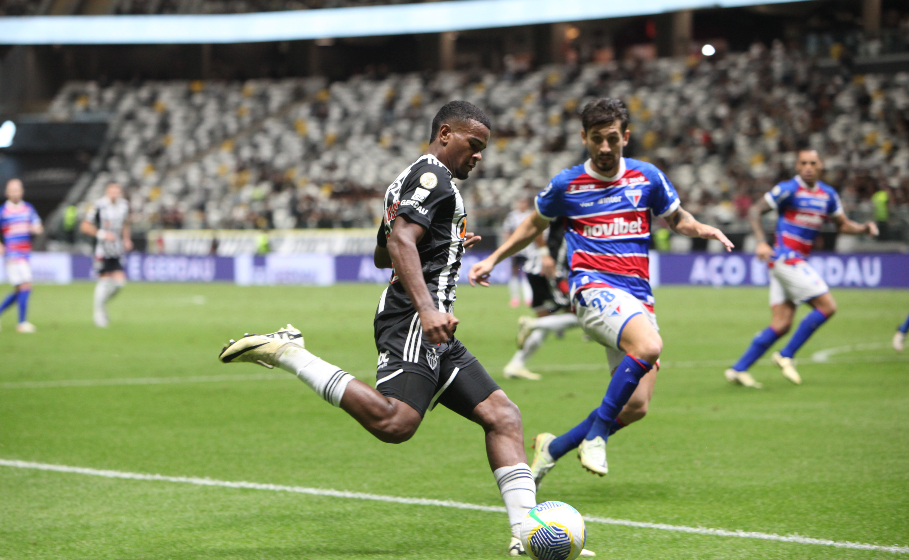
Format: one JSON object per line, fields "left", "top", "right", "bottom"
{"left": 0, "top": 178, "right": 43, "bottom": 333}
{"left": 470, "top": 98, "right": 733, "bottom": 481}
{"left": 726, "top": 150, "right": 878, "bottom": 387}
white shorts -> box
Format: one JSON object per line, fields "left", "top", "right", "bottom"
{"left": 574, "top": 287, "right": 659, "bottom": 373}
{"left": 769, "top": 258, "right": 828, "bottom": 306}
{"left": 5, "top": 259, "right": 32, "bottom": 286}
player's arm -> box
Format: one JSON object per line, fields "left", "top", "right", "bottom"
{"left": 122, "top": 220, "right": 133, "bottom": 252}
{"left": 664, "top": 207, "right": 734, "bottom": 252}
{"left": 832, "top": 213, "right": 878, "bottom": 236}
{"left": 387, "top": 215, "right": 457, "bottom": 344}
{"left": 748, "top": 196, "right": 775, "bottom": 261}
{"left": 80, "top": 212, "right": 116, "bottom": 241}
{"left": 469, "top": 211, "right": 550, "bottom": 286}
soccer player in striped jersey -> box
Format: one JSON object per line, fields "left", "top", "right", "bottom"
{"left": 219, "top": 102, "right": 593, "bottom": 557}
{"left": 80, "top": 182, "right": 132, "bottom": 327}
{"left": 725, "top": 150, "right": 878, "bottom": 388}
{"left": 0, "top": 179, "right": 43, "bottom": 333}
{"left": 470, "top": 98, "right": 733, "bottom": 481}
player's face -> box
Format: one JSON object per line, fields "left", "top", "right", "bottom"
{"left": 795, "top": 151, "right": 823, "bottom": 184}
{"left": 582, "top": 122, "right": 629, "bottom": 176}
{"left": 440, "top": 119, "right": 489, "bottom": 180}
{"left": 106, "top": 183, "right": 122, "bottom": 201}
{"left": 5, "top": 179, "right": 23, "bottom": 203}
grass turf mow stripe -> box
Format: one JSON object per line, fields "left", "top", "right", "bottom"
{"left": 2, "top": 459, "right": 906, "bottom": 554}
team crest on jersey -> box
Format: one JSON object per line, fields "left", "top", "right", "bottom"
{"left": 426, "top": 348, "right": 439, "bottom": 369}
{"left": 377, "top": 351, "right": 389, "bottom": 370}
{"left": 420, "top": 172, "right": 438, "bottom": 189}
{"left": 625, "top": 189, "right": 643, "bottom": 207}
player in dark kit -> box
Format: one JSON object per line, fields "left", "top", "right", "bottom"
{"left": 219, "top": 102, "right": 594, "bottom": 557}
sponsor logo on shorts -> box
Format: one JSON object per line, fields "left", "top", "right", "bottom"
{"left": 377, "top": 351, "right": 389, "bottom": 370}
{"left": 426, "top": 348, "right": 438, "bottom": 369}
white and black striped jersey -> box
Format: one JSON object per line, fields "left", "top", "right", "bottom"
{"left": 376, "top": 154, "right": 467, "bottom": 316}
{"left": 86, "top": 196, "right": 129, "bottom": 258}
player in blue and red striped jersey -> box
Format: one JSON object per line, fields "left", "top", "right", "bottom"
{"left": 470, "top": 98, "right": 733, "bottom": 481}
{"left": 0, "top": 178, "right": 43, "bottom": 333}
{"left": 725, "top": 150, "right": 878, "bottom": 388}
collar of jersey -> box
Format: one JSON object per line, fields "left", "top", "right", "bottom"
{"left": 794, "top": 174, "right": 819, "bottom": 191}
{"left": 584, "top": 157, "right": 625, "bottom": 183}
{"left": 422, "top": 154, "right": 453, "bottom": 178}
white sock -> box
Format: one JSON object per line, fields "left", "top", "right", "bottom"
{"left": 532, "top": 313, "right": 580, "bottom": 333}
{"left": 518, "top": 329, "right": 547, "bottom": 362}
{"left": 508, "top": 275, "right": 521, "bottom": 299}
{"left": 106, "top": 280, "right": 124, "bottom": 303}
{"left": 93, "top": 279, "right": 110, "bottom": 310}
{"left": 277, "top": 346, "right": 353, "bottom": 407}
{"left": 521, "top": 278, "right": 532, "bottom": 302}
{"left": 494, "top": 463, "right": 536, "bottom": 538}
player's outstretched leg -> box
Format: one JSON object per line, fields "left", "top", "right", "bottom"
{"left": 0, "top": 289, "right": 17, "bottom": 331}
{"left": 727, "top": 302, "right": 795, "bottom": 388}
{"left": 506, "top": 314, "right": 580, "bottom": 380}
{"left": 93, "top": 274, "right": 125, "bottom": 328}
{"left": 893, "top": 313, "right": 909, "bottom": 352}
{"left": 774, "top": 294, "right": 836, "bottom": 384}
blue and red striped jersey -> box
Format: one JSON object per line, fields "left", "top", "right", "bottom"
{"left": 1, "top": 201, "right": 41, "bottom": 260}
{"left": 535, "top": 158, "right": 680, "bottom": 308}
{"left": 764, "top": 176, "right": 843, "bottom": 261}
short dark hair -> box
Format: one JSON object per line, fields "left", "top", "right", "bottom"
{"left": 429, "top": 101, "right": 492, "bottom": 144}
{"left": 580, "top": 98, "right": 630, "bottom": 133}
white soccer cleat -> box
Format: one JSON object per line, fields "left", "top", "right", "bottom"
{"left": 16, "top": 321, "right": 36, "bottom": 334}
{"left": 724, "top": 368, "right": 763, "bottom": 389}
{"left": 580, "top": 548, "right": 597, "bottom": 557}
{"left": 516, "top": 316, "right": 534, "bottom": 349}
{"left": 772, "top": 352, "right": 802, "bottom": 385}
{"left": 577, "top": 436, "right": 608, "bottom": 476}
{"left": 529, "top": 433, "right": 557, "bottom": 490}
{"left": 894, "top": 331, "right": 906, "bottom": 352}
{"left": 508, "top": 536, "right": 525, "bottom": 556}
{"left": 94, "top": 308, "right": 109, "bottom": 328}
{"left": 504, "top": 362, "right": 542, "bottom": 381}
{"left": 219, "top": 324, "right": 304, "bottom": 369}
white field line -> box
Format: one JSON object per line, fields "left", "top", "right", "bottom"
{"left": 3, "top": 351, "right": 906, "bottom": 390}
{"left": 1, "top": 459, "right": 906, "bottom": 554}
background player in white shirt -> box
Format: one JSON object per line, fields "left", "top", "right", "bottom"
{"left": 501, "top": 197, "right": 534, "bottom": 307}
{"left": 471, "top": 98, "right": 733, "bottom": 481}
{"left": 80, "top": 182, "right": 132, "bottom": 327}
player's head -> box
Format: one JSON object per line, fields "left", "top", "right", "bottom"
{"left": 5, "top": 178, "right": 23, "bottom": 203}
{"left": 580, "top": 98, "right": 630, "bottom": 175}
{"left": 105, "top": 182, "right": 122, "bottom": 201}
{"left": 795, "top": 149, "right": 823, "bottom": 184}
{"left": 428, "top": 101, "right": 491, "bottom": 180}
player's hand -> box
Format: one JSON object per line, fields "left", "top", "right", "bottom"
{"left": 755, "top": 241, "right": 774, "bottom": 262}
{"left": 463, "top": 232, "right": 481, "bottom": 249}
{"left": 124, "top": 237, "right": 134, "bottom": 251}
{"left": 866, "top": 222, "right": 879, "bottom": 237}
{"left": 468, "top": 257, "right": 496, "bottom": 287}
{"left": 702, "top": 226, "right": 734, "bottom": 252}
{"left": 541, "top": 254, "right": 556, "bottom": 278}
{"left": 420, "top": 308, "right": 458, "bottom": 344}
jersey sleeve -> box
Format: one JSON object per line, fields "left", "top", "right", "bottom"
{"left": 28, "top": 204, "right": 42, "bottom": 227}
{"left": 650, "top": 168, "right": 681, "bottom": 217}
{"left": 828, "top": 188, "right": 845, "bottom": 217}
{"left": 376, "top": 221, "right": 388, "bottom": 248}
{"left": 764, "top": 182, "right": 794, "bottom": 210}
{"left": 535, "top": 179, "right": 565, "bottom": 220}
{"left": 394, "top": 165, "right": 450, "bottom": 230}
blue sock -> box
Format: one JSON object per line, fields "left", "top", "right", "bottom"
{"left": 17, "top": 289, "right": 30, "bottom": 324}
{"left": 732, "top": 327, "right": 781, "bottom": 372}
{"left": 780, "top": 309, "right": 830, "bottom": 359}
{"left": 586, "top": 355, "right": 651, "bottom": 442}
{"left": 0, "top": 291, "right": 16, "bottom": 314}
{"left": 900, "top": 313, "right": 909, "bottom": 335}
{"left": 548, "top": 410, "right": 597, "bottom": 460}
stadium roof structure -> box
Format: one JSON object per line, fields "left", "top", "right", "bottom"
{"left": 0, "top": 0, "right": 812, "bottom": 45}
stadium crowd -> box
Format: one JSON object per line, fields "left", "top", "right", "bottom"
{"left": 49, "top": 40, "right": 909, "bottom": 239}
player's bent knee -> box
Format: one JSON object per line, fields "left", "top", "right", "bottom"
{"left": 371, "top": 417, "right": 419, "bottom": 444}
{"left": 473, "top": 391, "right": 523, "bottom": 435}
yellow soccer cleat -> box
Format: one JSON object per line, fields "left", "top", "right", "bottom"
{"left": 529, "top": 433, "right": 557, "bottom": 490}
{"left": 219, "top": 324, "right": 304, "bottom": 369}
{"left": 724, "top": 368, "right": 763, "bottom": 389}
{"left": 772, "top": 352, "right": 802, "bottom": 385}
{"left": 577, "top": 436, "right": 608, "bottom": 476}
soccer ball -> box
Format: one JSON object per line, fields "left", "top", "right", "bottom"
{"left": 520, "top": 501, "right": 587, "bottom": 560}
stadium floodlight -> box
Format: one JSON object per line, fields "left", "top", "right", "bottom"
{"left": 0, "top": 121, "right": 15, "bottom": 149}
{"left": 0, "top": 0, "right": 815, "bottom": 45}
{"left": 702, "top": 44, "right": 716, "bottom": 56}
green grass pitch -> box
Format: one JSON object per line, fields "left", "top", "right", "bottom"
{"left": 1, "top": 282, "right": 907, "bottom": 559}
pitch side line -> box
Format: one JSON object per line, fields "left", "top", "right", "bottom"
{"left": 0, "top": 372, "right": 289, "bottom": 389}
{"left": 1, "top": 459, "right": 906, "bottom": 554}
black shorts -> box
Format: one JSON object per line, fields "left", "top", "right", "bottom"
{"left": 95, "top": 257, "right": 123, "bottom": 275}
{"left": 374, "top": 310, "right": 500, "bottom": 418}
{"left": 527, "top": 273, "right": 562, "bottom": 314}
